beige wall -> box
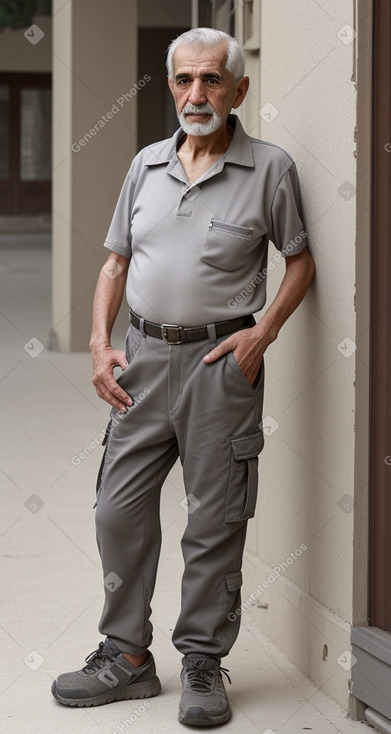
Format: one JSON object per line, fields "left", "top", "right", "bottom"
{"left": 237, "top": 0, "right": 368, "bottom": 712}
{"left": 0, "top": 15, "right": 52, "bottom": 72}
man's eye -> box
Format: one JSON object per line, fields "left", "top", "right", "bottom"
{"left": 178, "top": 79, "right": 190, "bottom": 85}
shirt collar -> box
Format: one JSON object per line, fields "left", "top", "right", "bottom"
{"left": 144, "top": 114, "right": 254, "bottom": 169}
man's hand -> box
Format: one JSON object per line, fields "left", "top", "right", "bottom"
{"left": 91, "top": 345, "right": 133, "bottom": 413}
{"left": 203, "top": 325, "right": 271, "bottom": 386}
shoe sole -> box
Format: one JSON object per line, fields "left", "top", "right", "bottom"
{"left": 178, "top": 705, "right": 231, "bottom": 726}
{"left": 51, "top": 675, "right": 161, "bottom": 707}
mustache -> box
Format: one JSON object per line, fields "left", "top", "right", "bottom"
{"left": 181, "top": 103, "right": 215, "bottom": 115}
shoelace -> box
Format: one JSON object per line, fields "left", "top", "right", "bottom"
{"left": 185, "top": 661, "right": 231, "bottom": 692}
{"left": 83, "top": 642, "right": 115, "bottom": 674}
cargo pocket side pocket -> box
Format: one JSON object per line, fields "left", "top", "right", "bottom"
{"left": 223, "top": 570, "right": 243, "bottom": 617}
{"left": 94, "top": 418, "right": 113, "bottom": 507}
{"left": 225, "top": 429, "right": 264, "bottom": 522}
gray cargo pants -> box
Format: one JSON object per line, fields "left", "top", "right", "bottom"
{"left": 95, "top": 316, "right": 265, "bottom": 658}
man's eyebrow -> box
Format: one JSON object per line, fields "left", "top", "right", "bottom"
{"left": 174, "top": 72, "right": 223, "bottom": 81}
{"left": 201, "top": 72, "right": 222, "bottom": 79}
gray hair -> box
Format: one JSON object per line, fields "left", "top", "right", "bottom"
{"left": 166, "top": 28, "right": 246, "bottom": 83}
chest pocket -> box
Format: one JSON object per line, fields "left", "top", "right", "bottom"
{"left": 202, "top": 218, "right": 254, "bottom": 272}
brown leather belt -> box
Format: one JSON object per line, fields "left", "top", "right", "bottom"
{"left": 129, "top": 309, "right": 254, "bottom": 345}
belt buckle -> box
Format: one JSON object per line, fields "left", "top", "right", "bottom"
{"left": 161, "top": 323, "right": 183, "bottom": 345}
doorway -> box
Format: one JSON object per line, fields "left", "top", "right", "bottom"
{"left": 351, "top": 0, "right": 391, "bottom": 724}
{"left": 137, "top": 28, "right": 189, "bottom": 151}
{"left": 0, "top": 72, "right": 51, "bottom": 215}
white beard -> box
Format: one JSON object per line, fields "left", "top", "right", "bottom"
{"left": 177, "top": 103, "right": 224, "bottom": 136}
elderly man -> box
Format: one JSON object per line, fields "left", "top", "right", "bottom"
{"left": 51, "top": 28, "right": 315, "bottom": 726}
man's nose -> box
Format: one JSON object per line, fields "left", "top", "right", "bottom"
{"left": 188, "top": 79, "right": 207, "bottom": 105}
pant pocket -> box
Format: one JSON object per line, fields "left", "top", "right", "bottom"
{"left": 116, "top": 323, "right": 143, "bottom": 390}
{"left": 94, "top": 418, "right": 113, "bottom": 506}
{"left": 223, "top": 570, "right": 243, "bottom": 617}
{"left": 226, "top": 350, "right": 264, "bottom": 393}
{"left": 125, "top": 322, "right": 143, "bottom": 364}
{"left": 225, "top": 570, "right": 243, "bottom": 592}
{"left": 225, "top": 429, "right": 264, "bottom": 522}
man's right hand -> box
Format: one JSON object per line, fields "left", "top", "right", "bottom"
{"left": 91, "top": 345, "right": 133, "bottom": 413}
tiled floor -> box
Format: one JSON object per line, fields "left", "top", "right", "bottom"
{"left": 0, "top": 236, "right": 371, "bottom": 733}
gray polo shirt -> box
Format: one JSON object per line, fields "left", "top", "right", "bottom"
{"left": 104, "top": 114, "right": 309, "bottom": 326}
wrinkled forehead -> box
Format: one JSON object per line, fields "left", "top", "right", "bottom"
{"left": 172, "top": 41, "right": 230, "bottom": 78}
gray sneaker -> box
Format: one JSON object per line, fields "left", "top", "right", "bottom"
{"left": 51, "top": 638, "right": 161, "bottom": 707}
{"left": 178, "top": 654, "right": 231, "bottom": 726}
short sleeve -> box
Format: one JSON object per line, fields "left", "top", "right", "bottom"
{"left": 269, "top": 162, "right": 309, "bottom": 257}
{"left": 103, "top": 170, "right": 135, "bottom": 259}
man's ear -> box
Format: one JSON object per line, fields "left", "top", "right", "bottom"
{"left": 232, "top": 76, "right": 250, "bottom": 109}
{"left": 167, "top": 77, "right": 174, "bottom": 96}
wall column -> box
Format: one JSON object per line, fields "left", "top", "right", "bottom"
{"left": 52, "top": 0, "right": 137, "bottom": 351}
